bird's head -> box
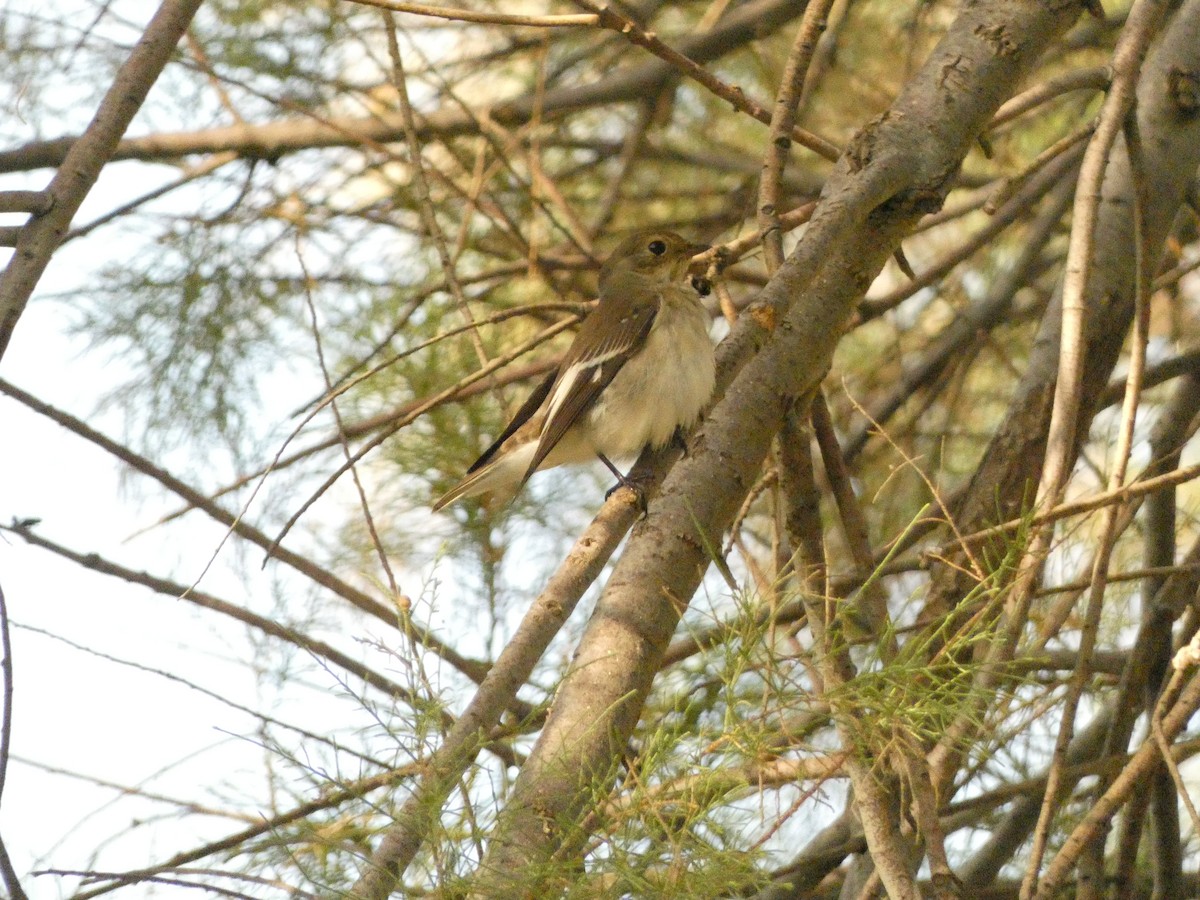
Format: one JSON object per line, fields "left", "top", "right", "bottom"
{"left": 599, "top": 229, "right": 710, "bottom": 287}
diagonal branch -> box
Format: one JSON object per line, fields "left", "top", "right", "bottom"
{"left": 0, "top": 584, "right": 30, "bottom": 900}
{"left": 0, "top": 379, "right": 493, "bottom": 687}
{"left": 0, "top": 0, "right": 810, "bottom": 175}
{"left": 0, "top": 0, "right": 206, "bottom": 360}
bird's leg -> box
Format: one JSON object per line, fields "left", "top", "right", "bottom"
{"left": 599, "top": 453, "right": 649, "bottom": 514}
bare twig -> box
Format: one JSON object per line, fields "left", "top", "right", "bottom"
{"left": 946, "top": 460, "right": 1200, "bottom": 555}
{"left": 63, "top": 152, "right": 239, "bottom": 243}
{"left": 0, "top": 380, "right": 506, "bottom": 677}
{"left": 1022, "top": 97, "right": 1157, "bottom": 899}
{"left": 266, "top": 314, "right": 577, "bottom": 551}
{"left": 1034, "top": 632, "right": 1200, "bottom": 899}
{"left": 858, "top": 140, "right": 1082, "bottom": 320}
{"left": 1035, "top": 0, "right": 1166, "bottom": 515}
{"left": 14, "top": 622, "right": 390, "bottom": 770}
{"left": 345, "top": 0, "right": 598, "bottom": 28}
{"left": 382, "top": 16, "right": 489, "bottom": 368}
{"left": 983, "top": 121, "right": 1094, "bottom": 214}
{"left": 1150, "top": 710, "right": 1200, "bottom": 840}
{"left": 0, "top": 0, "right": 206, "bottom": 360}
{"left": 757, "top": 0, "right": 837, "bottom": 269}
{"left": 578, "top": 0, "right": 841, "bottom": 161}
{"left": 988, "top": 66, "right": 1110, "bottom": 130}
{"left": 0, "top": 524, "right": 423, "bottom": 709}
{"left": 0, "top": 584, "right": 30, "bottom": 900}
{"left": 67, "top": 759, "right": 427, "bottom": 900}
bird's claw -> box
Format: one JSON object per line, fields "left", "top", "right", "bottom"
{"left": 605, "top": 471, "right": 652, "bottom": 516}
{"left": 671, "top": 427, "right": 689, "bottom": 456}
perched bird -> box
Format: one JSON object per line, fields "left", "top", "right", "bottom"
{"left": 433, "top": 229, "right": 715, "bottom": 510}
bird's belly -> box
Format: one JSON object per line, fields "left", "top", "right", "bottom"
{"left": 584, "top": 307, "right": 715, "bottom": 458}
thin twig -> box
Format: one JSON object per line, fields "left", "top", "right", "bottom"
{"left": 138, "top": 353, "right": 563, "bottom": 537}
{"left": 984, "top": 121, "right": 1094, "bottom": 214}
{"left": 266, "top": 314, "right": 577, "bottom": 551}
{"left": 811, "top": 393, "right": 893, "bottom": 654}
{"left": 296, "top": 236, "right": 402, "bottom": 603}
{"left": 0, "top": 584, "right": 30, "bottom": 900}
{"left": 0, "top": 0, "right": 207, "bottom": 360}
{"left": 1034, "top": 630, "right": 1200, "bottom": 899}
{"left": 946, "top": 460, "right": 1200, "bottom": 555}
{"left": 858, "top": 141, "right": 1083, "bottom": 320}
{"left": 757, "top": 0, "right": 836, "bottom": 269}
{"left": 346, "top": 0, "right": 598, "bottom": 27}
{"left": 63, "top": 152, "right": 239, "bottom": 244}
{"left": 382, "top": 16, "right": 489, "bottom": 368}
{"left": 13, "top": 622, "right": 389, "bottom": 770}
{"left": 1022, "top": 100, "right": 1156, "bottom": 898}
{"left": 577, "top": 0, "right": 841, "bottom": 161}
{"left": 66, "top": 758, "right": 427, "bottom": 900}
{"left": 988, "top": 66, "right": 1110, "bottom": 130}
{"left": 0, "top": 523, "right": 430, "bottom": 709}
{"left": 12, "top": 752, "right": 261, "bottom": 826}
{"left": 1150, "top": 710, "right": 1200, "bottom": 839}
{"left": 1035, "top": 0, "right": 1166, "bottom": 516}
{"left": 0, "top": 382, "right": 488, "bottom": 685}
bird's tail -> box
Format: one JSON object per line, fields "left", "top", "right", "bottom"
{"left": 431, "top": 442, "right": 537, "bottom": 511}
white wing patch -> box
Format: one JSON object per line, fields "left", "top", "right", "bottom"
{"left": 539, "top": 363, "right": 582, "bottom": 438}
{"left": 539, "top": 353, "right": 615, "bottom": 440}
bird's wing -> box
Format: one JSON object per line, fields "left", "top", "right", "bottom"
{"left": 521, "top": 280, "right": 660, "bottom": 483}
{"left": 465, "top": 369, "right": 557, "bottom": 474}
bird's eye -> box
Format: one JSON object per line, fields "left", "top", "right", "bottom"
{"left": 647, "top": 239, "right": 667, "bottom": 256}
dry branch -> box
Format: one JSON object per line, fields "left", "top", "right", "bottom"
{"left": 0, "top": 0, "right": 206, "bottom": 360}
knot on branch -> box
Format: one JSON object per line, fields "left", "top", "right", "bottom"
{"left": 875, "top": 185, "right": 947, "bottom": 220}
{"left": 747, "top": 302, "right": 777, "bottom": 335}
{"left": 973, "top": 23, "right": 1017, "bottom": 58}
{"left": 844, "top": 116, "right": 884, "bottom": 173}
{"left": 1168, "top": 66, "right": 1200, "bottom": 117}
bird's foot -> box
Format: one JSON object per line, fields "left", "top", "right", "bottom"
{"left": 598, "top": 452, "right": 655, "bottom": 515}
{"left": 671, "top": 427, "right": 689, "bottom": 456}
{"left": 604, "top": 471, "right": 652, "bottom": 516}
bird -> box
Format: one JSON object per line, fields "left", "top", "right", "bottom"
{"left": 432, "top": 229, "right": 715, "bottom": 511}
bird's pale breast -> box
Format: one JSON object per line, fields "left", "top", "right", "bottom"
{"left": 584, "top": 285, "right": 715, "bottom": 458}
